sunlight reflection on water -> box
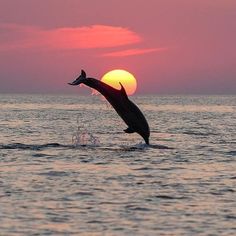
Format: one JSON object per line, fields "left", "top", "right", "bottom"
{"left": 0, "top": 94, "right": 235, "bottom": 235}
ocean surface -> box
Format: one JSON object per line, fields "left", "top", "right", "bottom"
{"left": 0, "top": 94, "right": 235, "bottom": 235}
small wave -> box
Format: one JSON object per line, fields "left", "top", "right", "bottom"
{"left": 149, "top": 144, "right": 173, "bottom": 149}
{"left": 39, "top": 171, "right": 70, "bottom": 177}
{"left": 0, "top": 142, "right": 173, "bottom": 152}
{"left": 0, "top": 143, "right": 71, "bottom": 150}
{"left": 32, "top": 153, "right": 50, "bottom": 157}
{"left": 133, "top": 167, "right": 154, "bottom": 171}
{"left": 183, "top": 131, "right": 218, "bottom": 136}
{"left": 226, "top": 151, "right": 236, "bottom": 156}
{"left": 100, "top": 142, "right": 173, "bottom": 152}
{"left": 87, "top": 220, "right": 105, "bottom": 224}
{"left": 73, "top": 191, "right": 93, "bottom": 196}
{"left": 121, "top": 142, "right": 172, "bottom": 150}
{"left": 225, "top": 215, "right": 236, "bottom": 220}
{"left": 154, "top": 195, "right": 186, "bottom": 200}
{"left": 125, "top": 205, "right": 151, "bottom": 211}
{"left": 121, "top": 143, "right": 148, "bottom": 151}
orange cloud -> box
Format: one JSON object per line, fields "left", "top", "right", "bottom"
{"left": 0, "top": 24, "right": 141, "bottom": 51}
{"left": 101, "top": 47, "right": 168, "bottom": 57}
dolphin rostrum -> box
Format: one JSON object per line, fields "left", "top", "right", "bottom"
{"left": 68, "top": 70, "right": 150, "bottom": 145}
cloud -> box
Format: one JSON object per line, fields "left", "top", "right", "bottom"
{"left": 0, "top": 24, "right": 141, "bottom": 51}
{"left": 101, "top": 47, "right": 168, "bottom": 57}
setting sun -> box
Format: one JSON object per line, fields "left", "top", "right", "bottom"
{"left": 101, "top": 69, "right": 137, "bottom": 95}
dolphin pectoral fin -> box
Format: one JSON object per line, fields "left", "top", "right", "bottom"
{"left": 119, "top": 82, "right": 128, "bottom": 99}
{"left": 124, "top": 127, "right": 135, "bottom": 133}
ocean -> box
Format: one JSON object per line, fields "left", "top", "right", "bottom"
{"left": 0, "top": 94, "right": 235, "bottom": 235}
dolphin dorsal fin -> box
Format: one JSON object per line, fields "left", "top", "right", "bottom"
{"left": 119, "top": 82, "right": 128, "bottom": 99}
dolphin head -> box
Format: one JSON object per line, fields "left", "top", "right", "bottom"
{"left": 142, "top": 134, "right": 150, "bottom": 145}
{"left": 68, "top": 69, "right": 87, "bottom": 86}
{"left": 138, "top": 123, "right": 150, "bottom": 145}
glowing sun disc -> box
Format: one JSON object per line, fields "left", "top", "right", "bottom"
{"left": 101, "top": 69, "right": 137, "bottom": 95}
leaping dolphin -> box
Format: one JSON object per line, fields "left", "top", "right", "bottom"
{"left": 68, "top": 70, "right": 150, "bottom": 145}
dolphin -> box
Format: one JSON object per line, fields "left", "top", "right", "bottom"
{"left": 68, "top": 70, "right": 150, "bottom": 145}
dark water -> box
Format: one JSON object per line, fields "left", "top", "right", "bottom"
{"left": 0, "top": 94, "right": 235, "bottom": 235}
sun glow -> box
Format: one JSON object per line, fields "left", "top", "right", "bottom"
{"left": 101, "top": 69, "right": 137, "bottom": 95}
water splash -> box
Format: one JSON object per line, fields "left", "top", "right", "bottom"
{"left": 120, "top": 142, "right": 149, "bottom": 151}
{"left": 72, "top": 119, "right": 100, "bottom": 147}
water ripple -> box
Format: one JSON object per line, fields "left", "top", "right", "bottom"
{"left": 0, "top": 95, "right": 235, "bottom": 236}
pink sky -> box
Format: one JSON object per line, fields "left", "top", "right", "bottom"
{"left": 0, "top": 0, "right": 235, "bottom": 94}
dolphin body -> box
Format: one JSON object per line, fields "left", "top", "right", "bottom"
{"left": 68, "top": 70, "right": 150, "bottom": 145}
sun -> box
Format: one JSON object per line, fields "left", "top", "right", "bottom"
{"left": 101, "top": 69, "right": 137, "bottom": 95}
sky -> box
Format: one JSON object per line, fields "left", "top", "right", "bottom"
{"left": 0, "top": 0, "right": 235, "bottom": 94}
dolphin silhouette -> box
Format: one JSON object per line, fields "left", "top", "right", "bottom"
{"left": 68, "top": 70, "right": 150, "bottom": 145}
